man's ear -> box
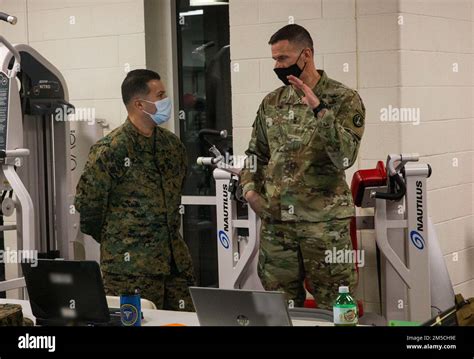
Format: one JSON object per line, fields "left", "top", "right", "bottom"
{"left": 133, "top": 99, "right": 143, "bottom": 111}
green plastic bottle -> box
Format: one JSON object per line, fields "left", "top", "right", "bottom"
{"left": 333, "top": 286, "right": 358, "bottom": 326}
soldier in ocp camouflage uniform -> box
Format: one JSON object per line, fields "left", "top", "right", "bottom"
{"left": 241, "top": 25, "right": 365, "bottom": 310}
{"left": 75, "top": 70, "right": 195, "bottom": 311}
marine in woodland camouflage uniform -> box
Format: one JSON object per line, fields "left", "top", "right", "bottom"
{"left": 75, "top": 70, "right": 195, "bottom": 311}
{"left": 241, "top": 25, "right": 365, "bottom": 310}
{"left": 0, "top": 304, "right": 34, "bottom": 326}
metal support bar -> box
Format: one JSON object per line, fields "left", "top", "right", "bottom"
{"left": 0, "top": 277, "right": 26, "bottom": 292}
{"left": 0, "top": 225, "right": 16, "bottom": 231}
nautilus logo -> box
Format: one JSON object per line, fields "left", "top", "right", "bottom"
{"left": 410, "top": 231, "right": 425, "bottom": 250}
{"left": 218, "top": 230, "right": 230, "bottom": 249}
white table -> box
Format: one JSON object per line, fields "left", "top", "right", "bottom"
{"left": 0, "top": 298, "right": 333, "bottom": 326}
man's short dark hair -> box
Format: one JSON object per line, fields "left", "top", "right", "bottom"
{"left": 268, "top": 24, "right": 314, "bottom": 52}
{"left": 121, "top": 69, "right": 161, "bottom": 106}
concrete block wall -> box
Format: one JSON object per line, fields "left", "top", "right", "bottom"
{"left": 358, "top": 0, "right": 474, "bottom": 302}
{"left": 230, "top": 0, "right": 474, "bottom": 312}
{"left": 25, "top": 0, "right": 147, "bottom": 132}
{"left": 397, "top": 0, "right": 474, "bottom": 298}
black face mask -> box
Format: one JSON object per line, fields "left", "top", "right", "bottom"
{"left": 273, "top": 49, "right": 307, "bottom": 86}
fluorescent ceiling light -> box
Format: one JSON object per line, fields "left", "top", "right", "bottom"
{"left": 190, "top": 0, "right": 229, "bottom": 6}
{"left": 179, "top": 9, "right": 204, "bottom": 17}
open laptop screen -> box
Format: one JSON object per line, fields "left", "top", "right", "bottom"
{"left": 22, "top": 260, "right": 110, "bottom": 324}
{"left": 189, "top": 287, "right": 292, "bottom": 326}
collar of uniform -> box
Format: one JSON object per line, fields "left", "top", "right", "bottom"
{"left": 312, "top": 70, "right": 329, "bottom": 98}
{"left": 123, "top": 118, "right": 155, "bottom": 152}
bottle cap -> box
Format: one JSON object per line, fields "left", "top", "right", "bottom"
{"left": 339, "top": 286, "right": 349, "bottom": 294}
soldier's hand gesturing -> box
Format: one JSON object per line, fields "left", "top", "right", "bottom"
{"left": 287, "top": 75, "right": 320, "bottom": 110}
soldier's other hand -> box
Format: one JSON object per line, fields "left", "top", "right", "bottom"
{"left": 287, "top": 75, "right": 320, "bottom": 109}
{"left": 245, "top": 190, "right": 266, "bottom": 215}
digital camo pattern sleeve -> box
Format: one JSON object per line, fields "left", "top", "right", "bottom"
{"left": 74, "top": 143, "right": 115, "bottom": 243}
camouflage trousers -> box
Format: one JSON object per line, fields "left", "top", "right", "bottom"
{"left": 102, "top": 261, "right": 196, "bottom": 312}
{"left": 258, "top": 218, "right": 357, "bottom": 310}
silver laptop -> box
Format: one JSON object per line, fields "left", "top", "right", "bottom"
{"left": 189, "top": 287, "right": 293, "bottom": 327}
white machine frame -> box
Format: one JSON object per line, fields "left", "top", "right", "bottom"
{"left": 376, "top": 156, "right": 432, "bottom": 322}
{"left": 0, "top": 35, "right": 34, "bottom": 292}
{"left": 0, "top": 16, "right": 74, "bottom": 295}
{"left": 184, "top": 130, "right": 263, "bottom": 290}
{"left": 356, "top": 154, "right": 453, "bottom": 322}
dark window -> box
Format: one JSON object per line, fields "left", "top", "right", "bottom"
{"left": 176, "top": 0, "right": 232, "bottom": 287}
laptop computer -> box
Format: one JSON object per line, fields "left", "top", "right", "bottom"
{"left": 22, "top": 259, "right": 121, "bottom": 326}
{"left": 189, "top": 287, "right": 293, "bottom": 326}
